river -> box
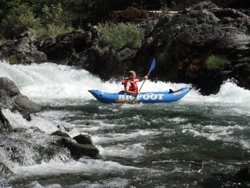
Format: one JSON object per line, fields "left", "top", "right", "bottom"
{"left": 0, "top": 61, "right": 250, "bottom": 187}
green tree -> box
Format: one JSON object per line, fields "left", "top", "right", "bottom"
{"left": 0, "top": 4, "right": 41, "bottom": 39}
{"left": 40, "top": 3, "right": 68, "bottom": 26}
{"left": 98, "top": 22, "right": 144, "bottom": 52}
{"left": 0, "top": 0, "right": 21, "bottom": 20}
{"left": 31, "top": 3, "right": 74, "bottom": 38}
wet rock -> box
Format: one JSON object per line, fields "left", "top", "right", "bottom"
{"left": 229, "top": 63, "right": 250, "bottom": 90}
{"left": 0, "top": 77, "right": 41, "bottom": 120}
{"left": 61, "top": 137, "right": 100, "bottom": 160}
{"left": 12, "top": 127, "right": 27, "bottom": 134}
{"left": 201, "top": 166, "right": 250, "bottom": 188}
{"left": 51, "top": 131, "right": 70, "bottom": 138}
{"left": 0, "top": 162, "right": 15, "bottom": 187}
{"left": 201, "top": 173, "right": 235, "bottom": 188}
{"left": 73, "top": 134, "right": 93, "bottom": 145}
{"left": 235, "top": 166, "right": 250, "bottom": 182}
{"left": 0, "top": 109, "right": 12, "bottom": 133}
{"left": 50, "top": 132, "right": 99, "bottom": 160}
{"left": 30, "top": 126, "right": 45, "bottom": 133}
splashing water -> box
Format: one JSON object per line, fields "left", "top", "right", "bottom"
{"left": 1, "top": 61, "right": 250, "bottom": 187}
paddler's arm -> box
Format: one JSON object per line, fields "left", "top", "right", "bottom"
{"left": 137, "top": 75, "right": 148, "bottom": 82}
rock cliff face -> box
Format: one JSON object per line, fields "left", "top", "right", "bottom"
{"left": 0, "top": 31, "right": 47, "bottom": 64}
{"left": 133, "top": 1, "right": 250, "bottom": 95}
{"left": 1, "top": 1, "right": 250, "bottom": 95}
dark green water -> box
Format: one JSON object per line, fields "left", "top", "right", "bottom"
{"left": 1, "top": 62, "right": 250, "bottom": 187}
{"left": 14, "top": 99, "right": 247, "bottom": 188}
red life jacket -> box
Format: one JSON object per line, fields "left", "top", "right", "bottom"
{"left": 122, "top": 79, "right": 138, "bottom": 92}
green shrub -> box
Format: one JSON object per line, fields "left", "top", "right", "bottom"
{"left": 98, "top": 22, "right": 144, "bottom": 52}
{"left": 29, "top": 3, "right": 74, "bottom": 38}
{"left": 40, "top": 3, "right": 72, "bottom": 28}
{"left": 0, "top": 3, "right": 73, "bottom": 39}
{"left": 206, "top": 55, "right": 226, "bottom": 70}
{"left": 31, "top": 24, "right": 73, "bottom": 38}
{"left": 0, "top": 4, "right": 41, "bottom": 39}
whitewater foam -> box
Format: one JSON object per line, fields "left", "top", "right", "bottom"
{"left": 1, "top": 61, "right": 250, "bottom": 108}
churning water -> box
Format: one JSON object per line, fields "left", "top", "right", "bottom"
{"left": 1, "top": 61, "right": 250, "bottom": 187}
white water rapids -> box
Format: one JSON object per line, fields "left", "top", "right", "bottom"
{"left": 1, "top": 61, "right": 250, "bottom": 187}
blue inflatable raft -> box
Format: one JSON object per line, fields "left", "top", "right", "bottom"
{"left": 89, "top": 87, "right": 191, "bottom": 104}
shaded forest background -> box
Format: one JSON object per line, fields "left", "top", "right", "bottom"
{"left": 0, "top": 0, "right": 249, "bottom": 40}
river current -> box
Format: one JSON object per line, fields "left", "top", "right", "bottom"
{"left": 1, "top": 61, "right": 250, "bottom": 187}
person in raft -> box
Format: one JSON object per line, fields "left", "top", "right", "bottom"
{"left": 122, "top": 70, "right": 148, "bottom": 95}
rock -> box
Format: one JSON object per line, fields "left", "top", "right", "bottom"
{"left": 0, "top": 77, "right": 41, "bottom": 120}
{"left": 132, "top": 1, "right": 250, "bottom": 95}
{"left": 51, "top": 131, "right": 70, "bottom": 138}
{"left": 35, "top": 29, "right": 95, "bottom": 60}
{"left": 202, "top": 166, "right": 250, "bottom": 188}
{"left": 229, "top": 63, "right": 250, "bottom": 90}
{"left": 235, "top": 166, "right": 250, "bottom": 182}
{"left": 0, "top": 162, "right": 15, "bottom": 186}
{"left": 0, "top": 31, "right": 47, "bottom": 64}
{"left": 0, "top": 109, "right": 12, "bottom": 133}
{"left": 115, "top": 48, "right": 134, "bottom": 62}
{"left": 66, "top": 1, "right": 250, "bottom": 95}
{"left": 73, "top": 134, "right": 93, "bottom": 145}
{"left": 51, "top": 132, "right": 99, "bottom": 160}
{"left": 62, "top": 137, "right": 100, "bottom": 160}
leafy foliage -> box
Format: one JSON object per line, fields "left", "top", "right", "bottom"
{"left": 0, "top": 0, "right": 247, "bottom": 39}
{"left": 98, "top": 23, "right": 144, "bottom": 52}
{"left": 35, "top": 3, "right": 73, "bottom": 37}
{"left": 0, "top": 4, "right": 41, "bottom": 39}
{"left": 0, "top": 0, "right": 21, "bottom": 19}
{"left": 31, "top": 25, "right": 74, "bottom": 38}
{"left": 206, "top": 55, "right": 227, "bottom": 70}
{"left": 40, "top": 3, "right": 72, "bottom": 27}
{"left": 0, "top": 3, "right": 73, "bottom": 39}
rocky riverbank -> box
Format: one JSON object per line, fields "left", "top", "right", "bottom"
{"left": 0, "top": 77, "right": 100, "bottom": 185}
{"left": 1, "top": 1, "right": 250, "bottom": 96}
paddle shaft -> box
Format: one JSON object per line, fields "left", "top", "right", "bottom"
{"left": 131, "top": 58, "right": 156, "bottom": 104}
{"left": 132, "top": 70, "right": 151, "bottom": 103}
{"left": 138, "top": 69, "right": 151, "bottom": 92}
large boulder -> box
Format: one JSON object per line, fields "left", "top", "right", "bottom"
{"left": 0, "top": 77, "right": 41, "bottom": 120}
{"left": 35, "top": 28, "right": 99, "bottom": 61}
